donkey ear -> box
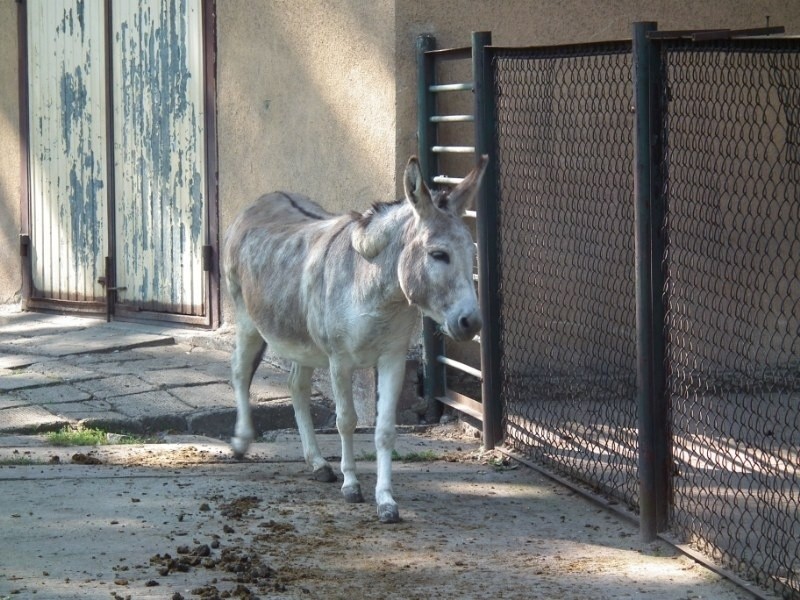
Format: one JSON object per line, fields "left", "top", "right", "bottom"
{"left": 446, "top": 155, "right": 488, "bottom": 216}
{"left": 404, "top": 156, "right": 435, "bottom": 219}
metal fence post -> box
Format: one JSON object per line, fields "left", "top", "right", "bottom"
{"left": 472, "top": 31, "right": 503, "bottom": 449}
{"left": 633, "top": 20, "right": 669, "bottom": 541}
{"left": 416, "top": 34, "right": 446, "bottom": 422}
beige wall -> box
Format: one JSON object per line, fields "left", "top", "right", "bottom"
{"left": 2, "top": 1, "right": 799, "bottom": 320}
{"left": 0, "top": 0, "right": 21, "bottom": 304}
{"left": 393, "top": 0, "right": 800, "bottom": 179}
{"left": 216, "top": 0, "right": 397, "bottom": 324}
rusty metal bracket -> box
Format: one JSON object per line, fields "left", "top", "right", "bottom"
{"left": 98, "top": 256, "right": 125, "bottom": 322}
{"left": 202, "top": 244, "right": 213, "bottom": 272}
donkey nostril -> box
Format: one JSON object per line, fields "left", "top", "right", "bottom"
{"left": 459, "top": 316, "right": 471, "bottom": 331}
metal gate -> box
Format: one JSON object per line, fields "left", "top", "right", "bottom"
{"left": 21, "top": 0, "right": 218, "bottom": 326}
{"left": 420, "top": 23, "right": 799, "bottom": 599}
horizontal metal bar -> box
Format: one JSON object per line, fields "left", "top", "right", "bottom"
{"left": 433, "top": 175, "right": 465, "bottom": 185}
{"left": 646, "top": 25, "right": 785, "bottom": 40}
{"left": 430, "top": 114, "right": 475, "bottom": 123}
{"left": 429, "top": 82, "right": 473, "bottom": 93}
{"left": 436, "top": 355, "right": 483, "bottom": 379}
{"left": 425, "top": 46, "right": 471, "bottom": 60}
{"left": 432, "top": 145, "right": 476, "bottom": 154}
{"left": 692, "top": 25, "right": 785, "bottom": 40}
{"left": 437, "top": 389, "right": 483, "bottom": 421}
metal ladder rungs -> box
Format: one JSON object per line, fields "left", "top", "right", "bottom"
{"left": 430, "top": 114, "right": 475, "bottom": 123}
{"left": 436, "top": 355, "right": 483, "bottom": 379}
{"left": 429, "top": 82, "right": 473, "bottom": 93}
{"left": 436, "top": 390, "right": 483, "bottom": 421}
{"left": 433, "top": 175, "right": 465, "bottom": 186}
{"left": 432, "top": 145, "right": 476, "bottom": 154}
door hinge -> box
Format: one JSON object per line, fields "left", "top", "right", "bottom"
{"left": 19, "top": 234, "right": 30, "bottom": 257}
{"left": 202, "top": 245, "right": 214, "bottom": 272}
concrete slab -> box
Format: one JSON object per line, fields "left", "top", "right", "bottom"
{"left": 73, "top": 375, "right": 157, "bottom": 400}
{"left": 6, "top": 327, "right": 174, "bottom": 357}
{"left": 0, "top": 354, "right": 44, "bottom": 370}
{"left": 23, "top": 361, "right": 104, "bottom": 383}
{"left": 167, "top": 382, "right": 235, "bottom": 410}
{"left": 17, "top": 384, "right": 92, "bottom": 405}
{"left": 0, "top": 372, "right": 58, "bottom": 391}
{"left": 0, "top": 432, "right": 755, "bottom": 600}
{"left": 0, "top": 405, "right": 68, "bottom": 433}
{"left": 108, "top": 390, "right": 195, "bottom": 419}
{"left": 187, "top": 399, "right": 333, "bottom": 438}
{"left": 137, "top": 367, "right": 224, "bottom": 388}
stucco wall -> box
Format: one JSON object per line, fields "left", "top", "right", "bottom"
{"left": 1, "top": 1, "right": 799, "bottom": 318}
{"left": 393, "top": 0, "right": 800, "bottom": 179}
{"left": 0, "top": 1, "right": 21, "bottom": 304}
{"left": 216, "top": 0, "right": 397, "bottom": 324}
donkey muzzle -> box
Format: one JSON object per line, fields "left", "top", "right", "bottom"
{"left": 445, "top": 310, "right": 483, "bottom": 342}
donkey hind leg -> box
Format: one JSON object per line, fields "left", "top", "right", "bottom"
{"left": 374, "top": 354, "right": 406, "bottom": 523}
{"left": 289, "top": 363, "right": 336, "bottom": 483}
{"left": 329, "top": 360, "right": 364, "bottom": 503}
{"left": 230, "top": 316, "right": 266, "bottom": 458}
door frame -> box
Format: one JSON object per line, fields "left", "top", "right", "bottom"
{"left": 17, "top": 0, "right": 220, "bottom": 329}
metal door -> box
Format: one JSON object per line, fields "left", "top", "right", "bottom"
{"left": 111, "top": 0, "right": 207, "bottom": 319}
{"left": 25, "top": 0, "right": 109, "bottom": 312}
{"left": 23, "top": 0, "right": 215, "bottom": 324}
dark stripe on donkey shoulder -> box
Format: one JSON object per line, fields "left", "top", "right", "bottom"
{"left": 276, "top": 192, "right": 327, "bottom": 220}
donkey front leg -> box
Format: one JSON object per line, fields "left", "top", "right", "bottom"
{"left": 231, "top": 315, "right": 266, "bottom": 458}
{"left": 288, "top": 363, "right": 337, "bottom": 483}
{"left": 329, "top": 360, "right": 364, "bottom": 504}
{"left": 374, "top": 354, "right": 406, "bottom": 523}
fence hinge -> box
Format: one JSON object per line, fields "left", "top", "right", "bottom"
{"left": 202, "top": 245, "right": 213, "bottom": 272}
{"left": 19, "top": 234, "right": 30, "bottom": 257}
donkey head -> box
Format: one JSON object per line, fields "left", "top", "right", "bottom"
{"left": 396, "top": 155, "right": 487, "bottom": 342}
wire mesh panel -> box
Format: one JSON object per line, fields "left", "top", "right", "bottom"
{"left": 491, "top": 43, "right": 639, "bottom": 507}
{"left": 659, "top": 38, "right": 800, "bottom": 597}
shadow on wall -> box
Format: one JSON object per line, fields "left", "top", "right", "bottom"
{"left": 218, "top": 0, "right": 398, "bottom": 233}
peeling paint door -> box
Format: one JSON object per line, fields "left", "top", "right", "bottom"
{"left": 25, "top": 0, "right": 214, "bottom": 323}
{"left": 111, "top": 0, "right": 207, "bottom": 318}
{"left": 26, "top": 0, "right": 109, "bottom": 310}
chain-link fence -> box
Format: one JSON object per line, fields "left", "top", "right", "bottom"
{"left": 491, "top": 43, "right": 640, "bottom": 508}
{"left": 659, "top": 38, "right": 800, "bottom": 596}
{"left": 485, "top": 35, "right": 800, "bottom": 598}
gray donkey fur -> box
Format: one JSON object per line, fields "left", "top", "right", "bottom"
{"left": 223, "top": 156, "right": 487, "bottom": 523}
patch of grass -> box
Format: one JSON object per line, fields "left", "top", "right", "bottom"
{"left": 47, "top": 426, "right": 108, "bottom": 446}
{"left": 46, "top": 426, "right": 155, "bottom": 447}
{"left": 358, "top": 449, "right": 440, "bottom": 462}
{"left": 0, "top": 457, "right": 45, "bottom": 466}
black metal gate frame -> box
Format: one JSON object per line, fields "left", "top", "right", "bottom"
{"left": 418, "top": 22, "right": 796, "bottom": 600}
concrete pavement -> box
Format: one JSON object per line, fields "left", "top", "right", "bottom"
{"left": 0, "top": 306, "right": 769, "bottom": 599}
{"left": 0, "top": 305, "right": 333, "bottom": 438}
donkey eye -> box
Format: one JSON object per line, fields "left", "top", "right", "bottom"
{"left": 429, "top": 250, "right": 450, "bottom": 264}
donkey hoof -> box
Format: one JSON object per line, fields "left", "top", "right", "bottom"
{"left": 312, "top": 465, "right": 337, "bottom": 483}
{"left": 342, "top": 484, "right": 365, "bottom": 504}
{"left": 230, "top": 437, "right": 250, "bottom": 459}
{"left": 378, "top": 503, "right": 400, "bottom": 524}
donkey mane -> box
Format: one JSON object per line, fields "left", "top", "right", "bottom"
{"left": 353, "top": 199, "right": 405, "bottom": 229}
{"left": 354, "top": 187, "right": 450, "bottom": 230}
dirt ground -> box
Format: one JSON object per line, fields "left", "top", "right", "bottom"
{"left": 0, "top": 428, "right": 757, "bottom": 600}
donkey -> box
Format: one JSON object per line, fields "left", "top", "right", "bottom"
{"left": 223, "top": 155, "right": 487, "bottom": 523}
